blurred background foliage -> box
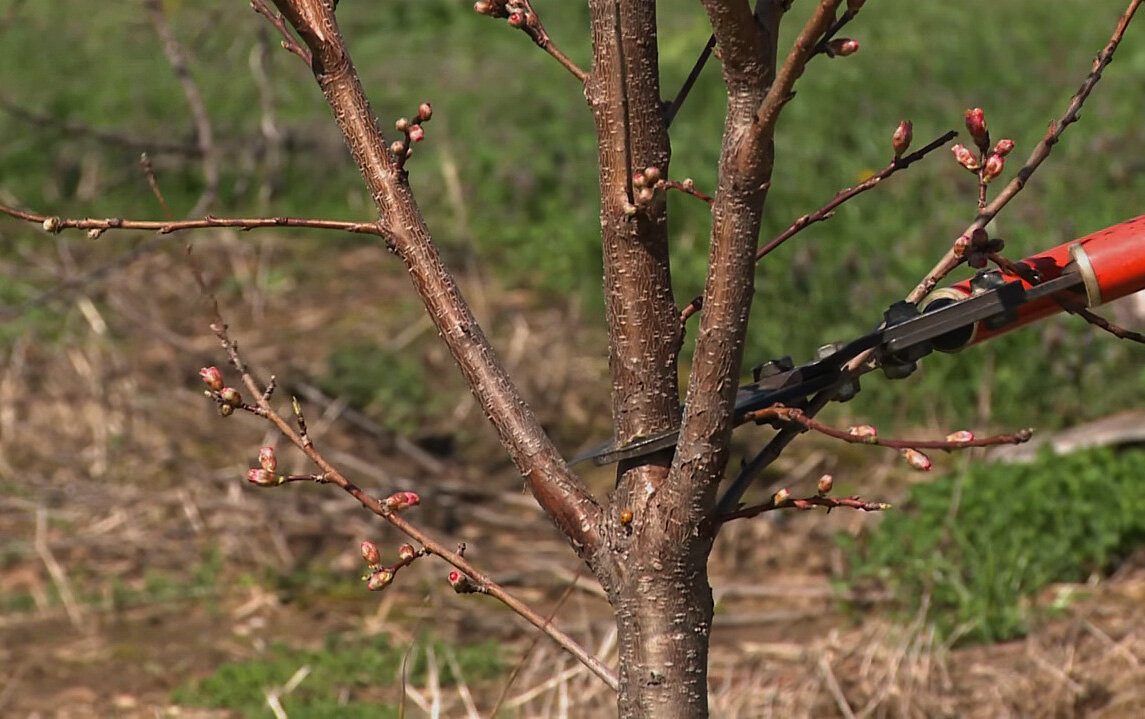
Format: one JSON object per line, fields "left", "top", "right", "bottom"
{"left": 1, "top": 0, "right": 1143, "bottom": 434}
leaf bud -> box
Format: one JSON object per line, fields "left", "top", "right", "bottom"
{"left": 964, "top": 107, "right": 989, "bottom": 150}
{"left": 199, "top": 366, "right": 224, "bottom": 392}
{"left": 258, "top": 446, "right": 277, "bottom": 473}
{"left": 361, "top": 540, "right": 381, "bottom": 566}
{"left": 383, "top": 490, "right": 421, "bottom": 512}
{"left": 367, "top": 569, "right": 393, "bottom": 591}
{"left": 817, "top": 474, "right": 834, "bottom": 496}
{"left": 991, "top": 138, "right": 1015, "bottom": 157}
{"left": 900, "top": 448, "right": 932, "bottom": 471}
{"left": 827, "top": 38, "right": 860, "bottom": 57}
{"left": 892, "top": 120, "right": 913, "bottom": 157}
{"left": 220, "top": 387, "right": 243, "bottom": 407}
{"left": 951, "top": 144, "right": 979, "bottom": 171}
{"left": 247, "top": 468, "right": 281, "bottom": 487}
{"left": 982, "top": 153, "right": 1005, "bottom": 183}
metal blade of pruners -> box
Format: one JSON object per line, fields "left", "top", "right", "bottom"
{"left": 571, "top": 269, "right": 1083, "bottom": 466}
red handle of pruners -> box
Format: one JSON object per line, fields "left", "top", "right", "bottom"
{"left": 920, "top": 215, "right": 1145, "bottom": 350}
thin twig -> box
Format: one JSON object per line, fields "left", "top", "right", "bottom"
{"left": 191, "top": 261, "right": 617, "bottom": 690}
{"left": 908, "top": 0, "right": 1143, "bottom": 304}
{"left": 756, "top": 130, "right": 957, "bottom": 263}
{"left": 145, "top": 0, "right": 218, "bottom": 218}
{"left": 683, "top": 129, "right": 956, "bottom": 323}
{"left": 474, "top": 0, "right": 587, "bottom": 83}
{"left": 720, "top": 493, "right": 889, "bottom": 523}
{"left": 0, "top": 203, "right": 388, "bottom": 238}
{"left": 250, "top": 0, "right": 312, "bottom": 65}
{"left": 741, "top": 405, "right": 1034, "bottom": 451}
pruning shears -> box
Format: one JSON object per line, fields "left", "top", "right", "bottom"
{"left": 573, "top": 215, "right": 1145, "bottom": 466}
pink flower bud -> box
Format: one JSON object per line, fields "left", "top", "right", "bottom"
{"left": 395, "top": 117, "right": 410, "bottom": 133}
{"left": 199, "top": 366, "right": 224, "bottom": 391}
{"left": 417, "top": 103, "right": 433, "bottom": 122}
{"left": 827, "top": 38, "right": 860, "bottom": 57}
{"left": 473, "top": 1, "right": 491, "bottom": 15}
{"left": 992, "top": 138, "right": 1014, "bottom": 157}
{"left": 408, "top": 124, "right": 424, "bottom": 143}
{"left": 817, "top": 474, "right": 834, "bottom": 496}
{"left": 892, "top": 120, "right": 913, "bottom": 157}
{"left": 220, "top": 387, "right": 243, "bottom": 408}
{"left": 398, "top": 543, "right": 416, "bottom": 561}
{"left": 900, "top": 448, "right": 932, "bottom": 471}
{"left": 361, "top": 540, "right": 380, "bottom": 566}
{"left": 945, "top": 430, "right": 975, "bottom": 443}
{"left": 772, "top": 488, "right": 791, "bottom": 506}
{"left": 507, "top": 12, "right": 525, "bottom": 27}
{"left": 951, "top": 144, "right": 979, "bottom": 171}
{"left": 632, "top": 170, "right": 646, "bottom": 188}
{"left": 643, "top": 166, "right": 661, "bottom": 184}
{"left": 964, "top": 107, "right": 989, "bottom": 150}
{"left": 847, "top": 425, "right": 879, "bottom": 441}
{"left": 982, "top": 153, "right": 1004, "bottom": 183}
{"left": 247, "top": 468, "right": 280, "bottom": 487}
{"left": 448, "top": 569, "right": 477, "bottom": 593}
{"left": 367, "top": 569, "right": 393, "bottom": 591}
{"left": 258, "top": 446, "right": 277, "bottom": 473}
{"left": 383, "top": 491, "right": 421, "bottom": 512}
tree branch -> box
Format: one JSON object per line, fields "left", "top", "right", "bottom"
{"left": 908, "top": 0, "right": 1143, "bottom": 304}
{"left": 265, "top": 0, "right": 603, "bottom": 555}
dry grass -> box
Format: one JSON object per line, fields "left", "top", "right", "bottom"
{"left": 2, "top": 231, "right": 1144, "bottom": 718}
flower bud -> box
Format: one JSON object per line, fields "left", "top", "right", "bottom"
{"left": 964, "top": 107, "right": 989, "bottom": 150}
{"left": 448, "top": 569, "right": 478, "bottom": 593}
{"left": 220, "top": 387, "right": 242, "bottom": 407}
{"left": 42, "top": 216, "right": 62, "bottom": 234}
{"left": 417, "top": 102, "right": 433, "bottom": 122}
{"left": 945, "top": 430, "right": 975, "bottom": 443}
{"left": 390, "top": 140, "right": 404, "bottom": 156}
{"left": 408, "top": 124, "right": 424, "bottom": 143}
{"left": 772, "top": 488, "right": 791, "bottom": 506}
{"left": 643, "top": 166, "right": 661, "bottom": 184}
{"left": 258, "top": 446, "right": 277, "bottom": 473}
{"left": 87, "top": 228, "right": 103, "bottom": 240}
{"left": 827, "top": 38, "right": 860, "bottom": 57}
{"left": 507, "top": 12, "right": 525, "bottom": 27}
{"left": 218, "top": 404, "right": 234, "bottom": 417}
{"left": 982, "top": 153, "right": 1004, "bottom": 184}
{"left": 900, "top": 448, "right": 932, "bottom": 471}
{"left": 473, "top": 1, "right": 491, "bottom": 14}
{"left": 991, "top": 138, "right": 1015, "bottom": 157}
{"left": 247, "top": 468, "right": 280, "bottom": 487}
{"left": 383, "top": 491, "right": 421, "bottom": 512}
{"left": 951, "top": 144, "right": 979, "bottom": 171}
{"left": 361, "top": 540, "right": 380, "bottom": 566}
{"left": 367, "top": 569, "right": 393, "bottom": 591}
{"left": 847, "top": 425, "right": 879, "bottom": 442}
{"left": 817, "top": 474, "right": 834, "bottom": 496}
{"left": 199, "top": 366, "right": 224, "bottom": 392}
{"left": 397, "top": 543, "right": 416, "bottom": 561}
{"left": 395, "top": 117, "right": 410, "bottom": 132}
{"left": 892, "top": 120, "right": 913, "bottom": 157}
{"left": 632, "top": 170, "right": 646, "bottom": 189}
{"left": 636, "top": 187, "right": 655, "bottom": 205}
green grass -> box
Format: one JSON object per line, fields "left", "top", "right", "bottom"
{"left": 840, "top": 448, "right": 1145, "bottom": 644}
{"left": 171, "top": 633, "right": 504, "bottom": 718}
{"left": 1, "top": 0, "right": 1142, "bottom": 432}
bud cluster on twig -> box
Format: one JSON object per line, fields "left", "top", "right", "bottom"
{"left": 720, "top": 470, "right": 889, "bottom": 523}
{"left": 390, "top": 102, "right": 433, "bottom": 170}
{"left": 950, "top": 107, "right": 1015, "bottom": 202}
{"left": 361, "top": 539, "right": 426, "bottom": 592}
{"left": 626, "top": 166, "right": 711, "bottom": 216}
